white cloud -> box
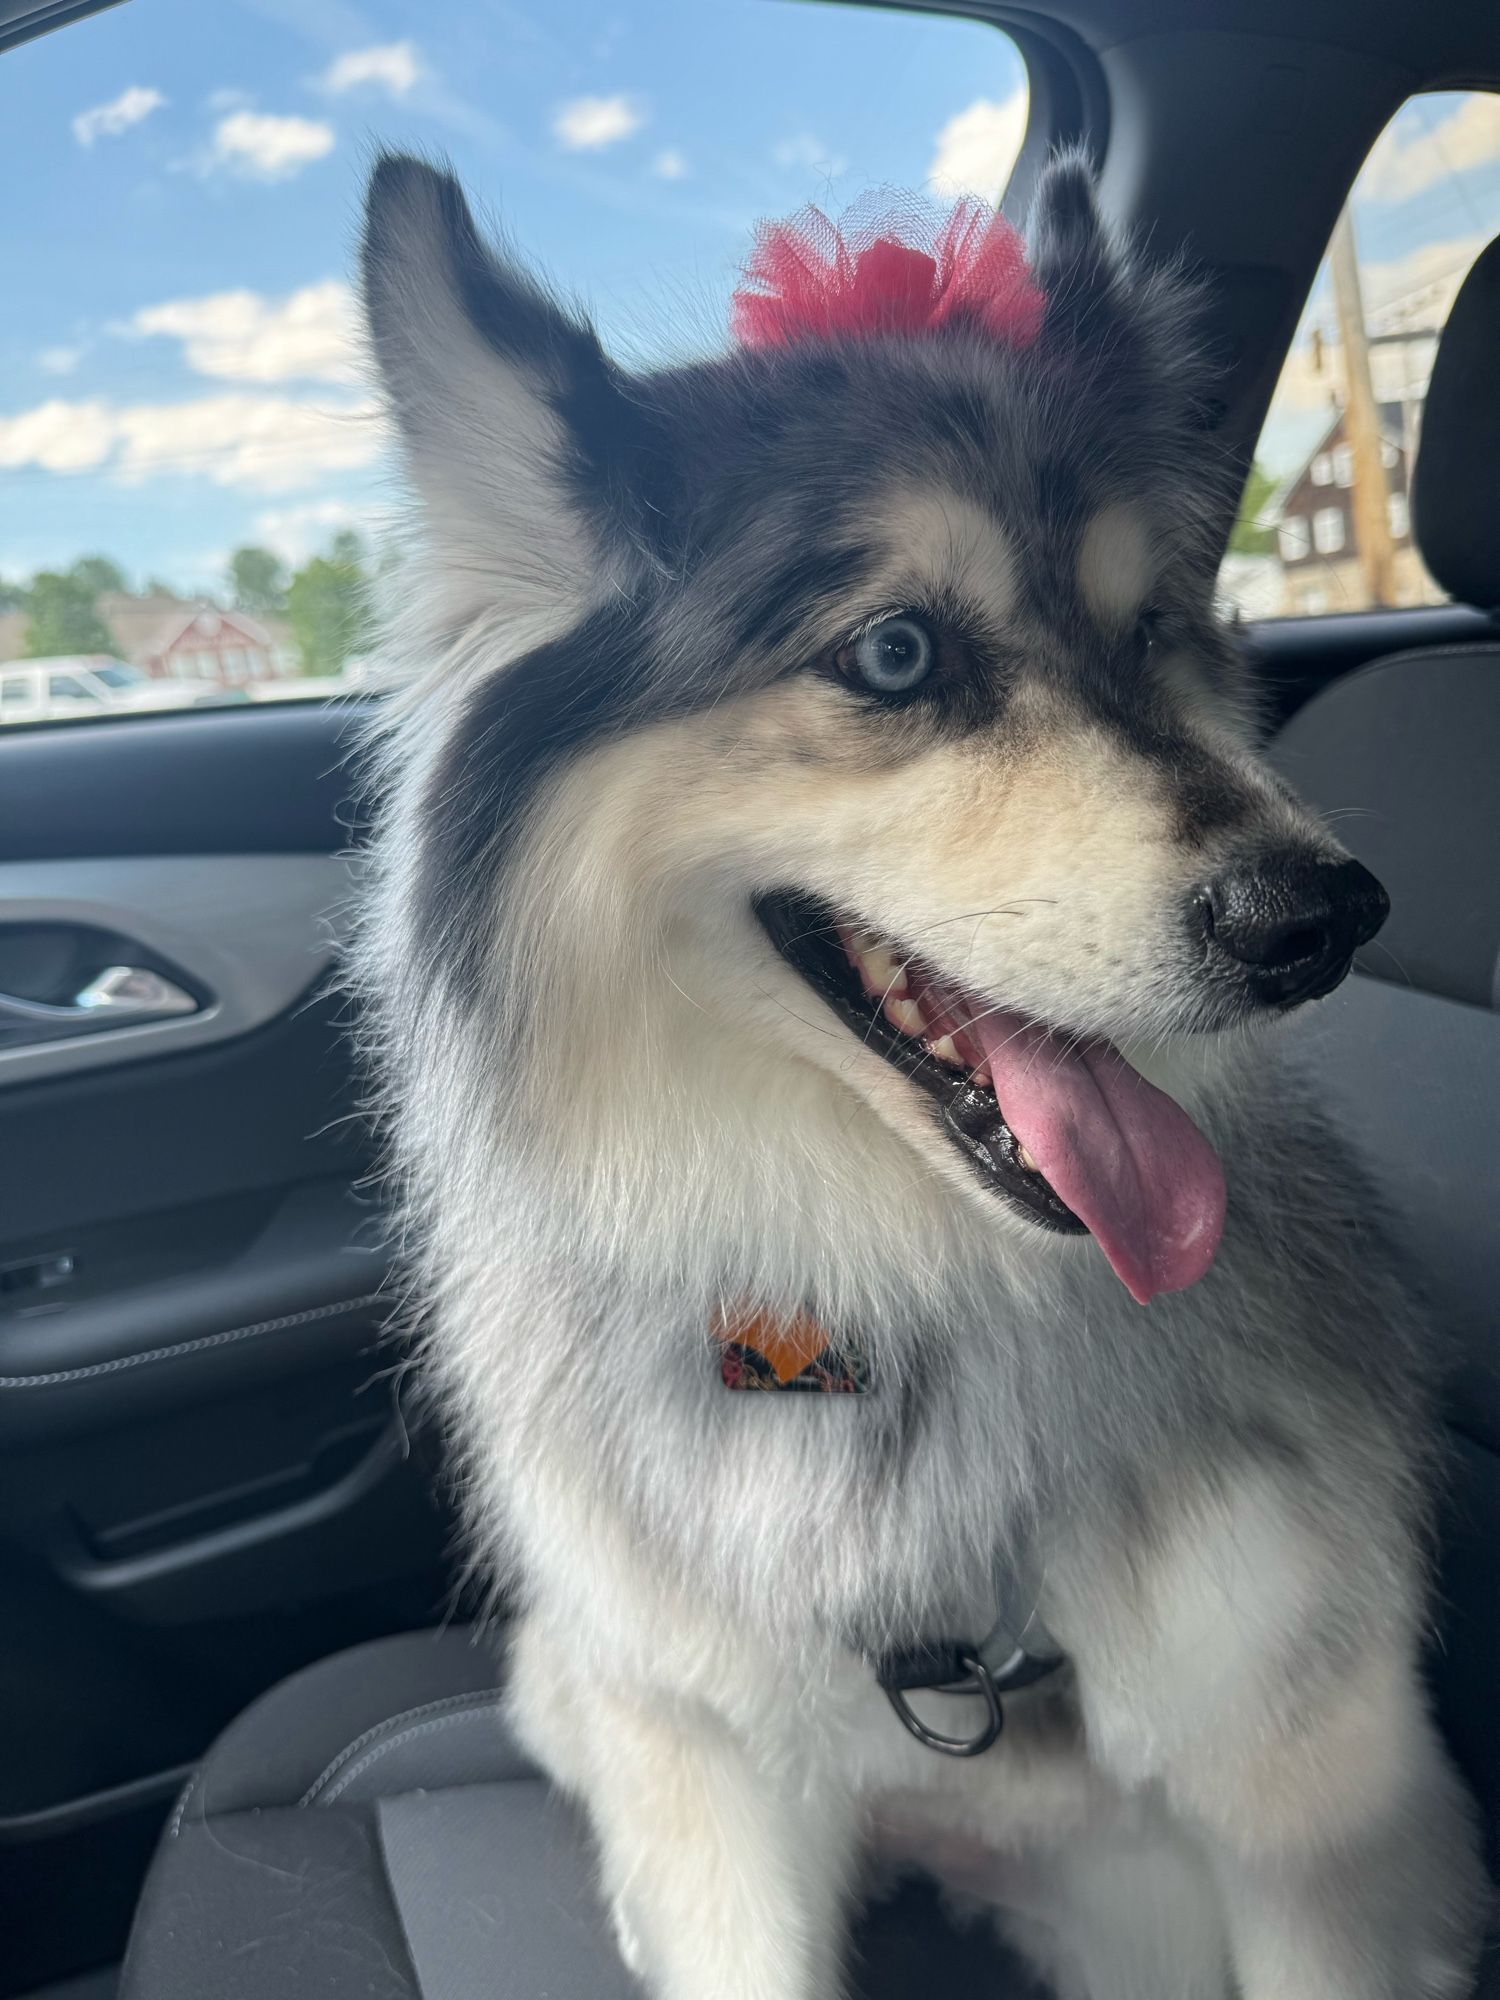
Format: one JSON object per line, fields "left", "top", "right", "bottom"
{"left": 38, "top": 346, "right": 82, "bottom": 377}
{"left": 319, "top": 41, "right": 423, "bottom": 98}
{"left": 209, "top": 110, "right": 334, "bottom": 182}
{"left": 0, "top": 391, "right": 382, "bottom": 492}
{"left": 772, "top": 133, "right": 848, "bottom": 178}
{"left": 251, "top": 497, "right": 377, "bottom": 565}
{"left": 926, "top": 92, "right": 1028, "bottom": 201}
{"left": 650, "top": 148, "right": 688, "bottom": 181}
{"left": 72, "top": 85, "right": 165, "bottom": 147}
{"left": 124, "top": 280, "right": 358, "bottom": 386}
{"left": 1361, "top": 95, "right": 1500, "bottom": 204}
{"left": 207, "top": 87, "right": 251, "bottom": 112}
{"left": 0, "top": 400, "right": 118, "bottom": 474}
{"left": 552, "top": 94, "right": 644, "bottom": 151}
{"left": 1360, "top": 230, "right": 1485, "bottom": 324}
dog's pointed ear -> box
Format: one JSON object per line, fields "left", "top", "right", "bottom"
{"left": 362, "top": 154, "right": 663, "bottom": 620}
{"left": 1026, "top": 149, "right": 1209, "bottom": 421}
{"left": 1026, "top": 151, "right": 1129, "bottom": 350}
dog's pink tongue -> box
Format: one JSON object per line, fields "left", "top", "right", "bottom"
{"left": 970, "top": 1013, "right": 1226, "bottom": 1304}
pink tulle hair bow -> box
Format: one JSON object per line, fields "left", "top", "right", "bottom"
{"left": 731, "top": 196, "right": 1045, "bottom": 352}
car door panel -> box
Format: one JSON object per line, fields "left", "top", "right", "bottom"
{"left": 0, "top": 701, "right": 457, "bottom": 1997}
{"left": 0, "top": 853, "right": 352, "bottom": 1083}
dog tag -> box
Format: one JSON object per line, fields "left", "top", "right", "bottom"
{"left": 714, "top": 1304, "right": 870, "bottom": 1393}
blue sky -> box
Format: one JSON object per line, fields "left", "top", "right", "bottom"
{"left": 0, "top": 0, "right": 1495, "bottom": 596}
{"left": 0, "top": 0, "right": 1025, "bottom": 592}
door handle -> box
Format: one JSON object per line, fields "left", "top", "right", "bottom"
{"left": 0, "top": 965, "right": 198, "bottom": 1047}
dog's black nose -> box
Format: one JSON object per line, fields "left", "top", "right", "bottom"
{"left": 1198, "top": 853, "right": 1390, "bottom": 1007}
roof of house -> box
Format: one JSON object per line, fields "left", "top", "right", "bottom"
{"left": 94, "top": 591, "right": 197, "bottom": 662}
{"left": 138, "top": 600, "right": 278, "bottom": 658}
{"left": 1, "top": 594, "right": 296, "bottom": 668}
{"left": 1271, "top": 399, "right": 1408, "bottom": 517}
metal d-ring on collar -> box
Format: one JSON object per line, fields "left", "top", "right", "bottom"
{"left": 882, "top": 1652, "right": 1006, "bottom": 1757}
{"left": 876, "top": 1576, "right": 1066, "bottom": 1758}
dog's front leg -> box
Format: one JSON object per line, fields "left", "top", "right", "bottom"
{"left": 1046, "top": 1473, "right": 1486, "bottom": 2000}
{"left": 1203, "top": 1707, "right": 1484, "bottom": 2000}
{"left": 510, "top": 1612, "right": 858, "bottom": 2000}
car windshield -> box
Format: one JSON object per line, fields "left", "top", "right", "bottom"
{"left": 90, "top": 663, "right": 144, "bottom": 689}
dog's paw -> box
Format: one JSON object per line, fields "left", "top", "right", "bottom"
{"left": 610, "top": 1893, "right": 648, "bottom": 1980}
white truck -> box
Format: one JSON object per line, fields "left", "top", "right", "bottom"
{"left": 0, "top": 656, "right": 248, "bottom": 724}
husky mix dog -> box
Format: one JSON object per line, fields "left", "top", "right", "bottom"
{"left": 353, "top": 151, "right": 1485, "bottom": 1999}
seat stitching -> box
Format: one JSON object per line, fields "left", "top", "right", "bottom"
{"left": 299, "top": 1689, "right": 501, "bottom": 1806}
{"left": 0, "top": 1294, "right": 383, "bottom": 1390}
{"left": 168, "top": 1770, "right": 201, "bottom": 1841}
{"left": 315, "top": 1698, "right": 507, "bottom": 1806}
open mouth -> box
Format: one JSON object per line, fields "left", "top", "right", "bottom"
{"left": 756, "top": 893, "right": 1227, "bottom": 1304}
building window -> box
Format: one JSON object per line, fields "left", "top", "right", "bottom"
{"left": 223, "top": 647, "right": 246, "bottom": 676}
{"left": 1279, "top": 516, "right": 1311, "bottom": 562}
{"left": 1388, "top": 490, "right": 1410, "bottom": 539}
{"left": 1312, "top": 507, "right": 1346, "bottom": 555}
{"left": 1332, "top": 444, "right": 1354, "bottom": 487}
{"left": 1381, "top": 441, "right": 1400, "bottom": 469}
{"left": 1310, "top": 453, "right": 1333, "bottom": 486}
{"left": 197, "top": 652, "right": 219, "bottom": 678}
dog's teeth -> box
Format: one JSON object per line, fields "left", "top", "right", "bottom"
{"left": 1018, "top": 1145, "right": 1040, "bottom": 1173}
{"left": 928, "top": 1034, "right": 961, "bottom": 1067}
{"left": 971, "top": 1062, "right": 992, "bottom": 1088}
{"left": 887, "top": 996, "right": 926, "bottom": 1037}
{"left": 861, "top": 945, "right": 905, "bottom": 995}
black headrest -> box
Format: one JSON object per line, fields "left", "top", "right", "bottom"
{"left": 1411, "top": 235, "right": 1500, "bottom": 611}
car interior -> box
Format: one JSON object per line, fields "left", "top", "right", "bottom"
{"left": 0, "top": 0, "right": 1496, "bottom": 1994}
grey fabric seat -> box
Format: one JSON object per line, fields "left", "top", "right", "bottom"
{"left": 118, "top": 1626, "right": 1034, "bottom": 1999}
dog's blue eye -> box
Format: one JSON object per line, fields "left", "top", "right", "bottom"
{"left": 852, "top": 616, "right": 934, "bottom": 694}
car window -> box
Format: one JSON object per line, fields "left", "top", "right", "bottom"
{"left": 0, "top": 0, "right": 1027, "bottom": 723}
{"left": 1221, "top": 91, "right": 1500, "bottom": 620}
{"left": 47, "top": 673, "right": 92, "bottom": 701}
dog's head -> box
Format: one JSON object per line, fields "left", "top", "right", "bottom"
{"left": 361, "top": 154, "right": 1388, "bottom": 1306}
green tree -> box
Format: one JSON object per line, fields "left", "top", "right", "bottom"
{"left": 1228, "top": 462, "right": 1279, "bottom": 556}
{"left": 68, "top": 554, "right": 128, "bottom": 596}
{"left": 286, "top": 535, "right": 371, "bottom": 677}
{"left": 24, "top": 572, "right": 115, "bottom": 657}
{"left": 228, "top": 546, "right": 288, "bottom": 615}
{"left": 143, "top": 575, "right": 180, "bottom": 598}
{"left": 0, "top": 576, "right": 26, "bottom": 612}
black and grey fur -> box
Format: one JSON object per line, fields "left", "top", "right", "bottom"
{"left": 353, "top": 152, "right": 1485, "bottom": 1999}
